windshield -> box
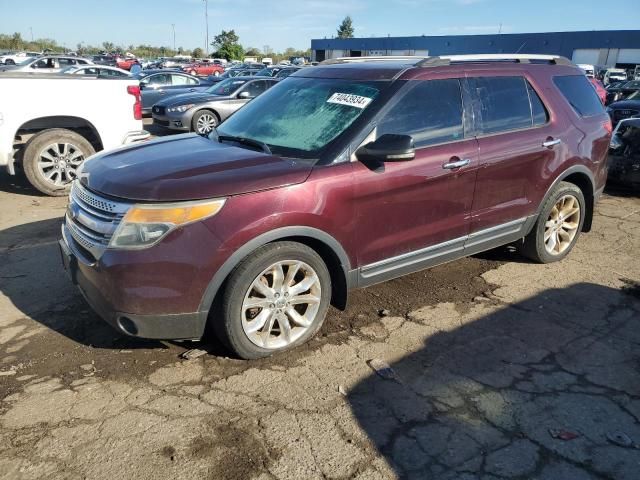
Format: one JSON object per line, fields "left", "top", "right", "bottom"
{"left": 207, "top": 78, "right": 248, "bottom": 95}
{"left": 216, "top": 77, "right": 384, "bottom": 158}
{"left": 17, "top": 57, "right": 33, "bottom": 65}
{"left": 627, "top": 91, "right": 640, "bottom": 100}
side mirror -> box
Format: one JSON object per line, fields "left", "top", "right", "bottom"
{"left": 356, "top": 134, "right": 416, "bottom": 163}
{"left": 238, "top": 91, "right": 251, "bottom": 99}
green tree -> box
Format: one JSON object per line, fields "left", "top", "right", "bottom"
{"left": 244, "top": 47, "right": 260, "bottom": 57}
{"left": 337, "top": 16, "right": 354, "bottom": 39}
{"left": 10, "top": 32, "right": 23, "bottom": 49}
{"left": 192, "top": 47, "right": 204, "bottom": 59}
{"left": 211, "top": 29, "right": 243, "bottom": 60}
{"left": 102, "top": 41, "right": 114, "bottom": 52}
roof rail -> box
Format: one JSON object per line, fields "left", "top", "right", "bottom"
{"left": 320, "top": 56, "right": 426, "bottom": 65}
{"left": 417, "top": 54, "right": 574, "bottom": 66}
{"left": 320, "top": 54, "right": 574, "bottom": 67}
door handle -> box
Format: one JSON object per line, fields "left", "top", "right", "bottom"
{"left": 443, "top": 158, "right": 471, "bottom": 170}
{"left": 542, "top": 138, "right": 561, "bottom": 148}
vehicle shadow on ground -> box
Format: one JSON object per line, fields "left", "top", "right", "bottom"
{"left": 348, "top": 283, "right": 640, "bottom": 479}
{"left": 0, "top": 170, "right": 46, "bottom": 197}
{"left": 0, "top": 217, "right": 169, "bottom": 351}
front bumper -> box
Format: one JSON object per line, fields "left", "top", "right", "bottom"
{"left": 59, "top": 223, "right": 211, "bottom": 340}
{"left": 151, "top": 112, "right": 191, "bottom": 132}
{"left": 607, "top": 154, "right": 640, "bottom": 188}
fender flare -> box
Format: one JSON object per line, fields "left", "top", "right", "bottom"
{"left": 197, "top": 226, "right": 352, "bottom": 314}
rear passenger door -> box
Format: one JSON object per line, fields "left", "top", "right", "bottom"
{"left": 468, "top": 75, "right": 559, "bottom": 235}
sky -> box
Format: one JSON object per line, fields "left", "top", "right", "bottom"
{"left": 1, "top": 0, "right": 639, "bottom": 53}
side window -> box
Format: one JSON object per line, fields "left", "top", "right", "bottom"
{"left": 553, "top": 75, "right": 605, "bottom": 117}
{"left": 470, "top": 76, "right": 532, "bottom": 134}
{"left": 243, "top": 80, "right": 269, "bottom": 98}
{"left": 58, "top": 58, "right": 76, "bottom": 66}
{"left": 171, "top": 74, "right": 196, "bottom": 86}
{"left": 146, "top": 74, "right": 169, "bottom": 85}
{"left": 377, "top": 79, "right": 464, "bottom": 148}
{"left": 527, "top": 82, "right": 549, "bottom": 126}
{"left": 83, "top": 68, "right": 99, "bottom": 75}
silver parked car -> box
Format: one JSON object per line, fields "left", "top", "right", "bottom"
{"left": 60, "top": 65, "right": 131, "bottom": 77}
{"left": 151, "top": 77, "right": 277, "bottom": 135}
{"left": 0, "top": 55, "right": 92, "bottom": 74}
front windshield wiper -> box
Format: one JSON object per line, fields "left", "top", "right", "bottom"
{"left": 216, "top": 134, "right": 272, "bottom": 154}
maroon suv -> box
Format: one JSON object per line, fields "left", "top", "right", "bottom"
{"left": 60, "top": 55, "right": 611, "bottom": 359}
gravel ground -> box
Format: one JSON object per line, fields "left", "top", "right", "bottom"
{"left": 0, "top": 167, "right": 639, "bottom": 480}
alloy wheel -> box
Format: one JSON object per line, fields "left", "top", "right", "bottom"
{"left": 544, "top": 194, "right": 581, "bottom": 255}
{"left": 195, "top": 113, "right": 216, "bottom": 134}
{"left": 241, "top": 260, "right": 322, "bottom": 350}
{"left": 37, "top": 142, "right": 85, "bottom": 187}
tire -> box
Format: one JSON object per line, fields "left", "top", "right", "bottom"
{"left": 214, "top": 241, "right": 332, "bottom": 359}
{"left": 191, "top": 110, "right": 218, "bottom": 135}
{"left": 22, "top": 129, "right": 95, "bottom": 196}
{"left": 5, "top": 59, "right": 15, "bottom": 65}
{"left": 520, "top": 181, "right": 586, "bottom": 263}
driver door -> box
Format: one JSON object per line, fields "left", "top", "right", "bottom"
{"left": 353, "top": 77, "right": 479, "bottom": 284}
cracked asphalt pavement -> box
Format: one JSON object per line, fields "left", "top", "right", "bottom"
{"left": 1, "top": 171, "right": 639, "bottom": 480}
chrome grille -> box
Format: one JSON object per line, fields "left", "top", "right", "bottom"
{"left": 65, "top": 181, "right": 131, "bottom": 259}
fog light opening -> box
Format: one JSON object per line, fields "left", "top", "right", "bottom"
{"left": 118, "top": 316, "right": 139, "bottom": 336}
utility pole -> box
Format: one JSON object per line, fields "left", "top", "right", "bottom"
{"left": 171, "top": 23, "right": 176, "bottom": 51}
{"left": 203, "top": 0, "right": 209, "bottom": 56}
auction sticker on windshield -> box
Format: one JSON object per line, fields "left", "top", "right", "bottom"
{"left": 327, "top": 92, "right": 373, "bottom": 109}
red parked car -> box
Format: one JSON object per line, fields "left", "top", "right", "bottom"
{"left": 60, "top": 54, "right": 610, "bottom": 359}
{"left": 183, "top": 61, "right": 225, "bottom": 77}
{"left": 115, "top": 56, "right": 139, "bottom": 71}
{"left": 589, "top": 77, "right": 607, "bottom": 105}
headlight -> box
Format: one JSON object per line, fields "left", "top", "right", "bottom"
{"left": 167, "top": 104, "right": 195, "bottom": 113}
{"left": 109, "top": 198, "right": 226, "bottom": 249}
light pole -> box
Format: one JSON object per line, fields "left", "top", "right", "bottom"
{"left": 203, "top": 0, "right": 209, "bottom": 56}
{"left": 171, "top": 23, "right": 176, "bottom": 52}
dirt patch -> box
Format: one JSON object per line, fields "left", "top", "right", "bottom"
{"left": 190, "top": 423, "right": 274, "bottom": 480}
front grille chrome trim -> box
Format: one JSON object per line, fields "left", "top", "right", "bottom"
{"left": 65, "top": 181, "right": 132, "bottom": 260}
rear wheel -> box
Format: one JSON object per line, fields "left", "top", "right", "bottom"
{"left": 214, "top": 241, "right": 331, "bottom": 359}
{"left": 521, "top": 181, "right": 585, "bottom": 263}
{"left": 22, "top": 129, "right": 95, "bottom": 196}
{"left": 192, "top": 110, "right": 218, "bottom": 135}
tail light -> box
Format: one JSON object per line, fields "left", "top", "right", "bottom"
{"left": 127, "top": 85, "right": 142, "bottom": 120}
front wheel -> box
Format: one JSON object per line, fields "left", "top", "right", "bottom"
{"left": 191, "top": 110, "right": 218, "bottom": 135}
{"left": 214, "top": 242, "right": 332, "bottom": 359}
{"left": 520, "top": 181, "right": 585, "bottom": 263}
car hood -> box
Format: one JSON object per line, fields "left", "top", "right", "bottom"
{"left": 609, "top": 99, "right": 640, "bottom": 109}
{"left": 155, "top": 92, "right": 227, "bottom": 107}
{"left": 79, "top": 134, "right": 312, "bottom": 202}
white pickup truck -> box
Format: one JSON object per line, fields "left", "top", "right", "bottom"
{"left": 0, "top": 74, "right": 149, "bottom": 195}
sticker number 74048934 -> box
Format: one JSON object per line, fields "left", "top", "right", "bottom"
{"left": 327, "top": 92, "right": 373, "bottom": 109}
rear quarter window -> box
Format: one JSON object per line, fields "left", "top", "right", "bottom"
{"left": 553, "top": 75, "right": 605, "bottom": 117}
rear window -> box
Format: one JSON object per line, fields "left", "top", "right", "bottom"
{"left": 553, "top": 75, "right": 605, "bottom": 117}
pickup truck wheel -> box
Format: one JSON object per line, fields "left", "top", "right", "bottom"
{"left": 192, "top": 110, "right": 218, "bottom": 135}
{"left": 23, "top": 129, "right": 95, "bottom": 196}
{"left": 521, "top": 181, "right": 585, "bottom": 263}
{"left": 215, "top": 241, "right": 331, "bottom": 359}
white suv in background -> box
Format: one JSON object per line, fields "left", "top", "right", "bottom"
{"left": 0, "top": 55, "right": 93, "bottom": 74}
{"left": 0, "top": 51, "right": 40, "bottom": 65}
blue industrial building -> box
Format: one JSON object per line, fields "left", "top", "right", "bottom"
{"left": 311, "top": 30, "right": 640, "bottom": 67}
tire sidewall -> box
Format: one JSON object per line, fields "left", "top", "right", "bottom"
{"left": 22, "top": 129, "right": 95, "bottom": 196}
{"left": 219, "top": 242, "right": 332, "bottom": 359}
{"left": 534, "top": 183, "right": 585, "bottom": 263}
